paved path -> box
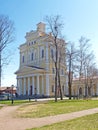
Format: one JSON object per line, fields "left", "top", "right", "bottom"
{"left": 0, "top": 105, "right": 98, "bottom": 130}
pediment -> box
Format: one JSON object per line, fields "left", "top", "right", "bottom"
{"left": 15, "top": 65, "right": 46, "bottom": 75}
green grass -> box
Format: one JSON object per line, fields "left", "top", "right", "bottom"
{"left": 16, "top": 99, "right": 98, "bottom": 118}
{"left": 0, "top": 99, "right": 31, "bottom": 106}
{"left": 29, "top": 113, "right": 98, "bottom": 130}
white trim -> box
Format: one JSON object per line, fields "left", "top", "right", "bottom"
{"left": 42, "top": 75, "right": 44, "bottom": 95}
{"left": 17, "top": 74, "right": 44, "bottom": 79}
{"left": 17, "top": 73, "right": 60, "bottom": 79}
{"left": 24, "top": 78, "right": 26, "bottom": 95}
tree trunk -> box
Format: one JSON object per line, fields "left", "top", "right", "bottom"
{"left": 68, "top": 59, "right": 72, "bottom": 100}
{"left": 55, "top": 74, "right": 57, "bottom": 102}
{"left": 58, "top": 60, "right": 63, "bottom": 100}
{"left": 54, "top": 41, "right": 58, "bottom": 102}
{"left": 68, "top": 81, "right": 72, "bottom": 100}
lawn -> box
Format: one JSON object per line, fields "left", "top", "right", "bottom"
{"left": 29, "top": 113, "right": 98, "bottom": 130}
{"left": 16, "top": 99, "right": 98, "bottom": 118}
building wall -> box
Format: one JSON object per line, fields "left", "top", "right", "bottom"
{"left": 15, "top": 22, "right": 66, "bottom": 97}
{"left": 72, "top": 77, "right": 98, "bottom": 97}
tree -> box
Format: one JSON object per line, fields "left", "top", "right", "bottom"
{"left": 76, "top": 37, "right": 96, "bottom": 98}
{"left": 66, "top": 42, "right": 77, "bottom": 99}
{"left": 0, "top": 15, "right": 14, "bottom": 86}
{"left": 57, "top": 40, "right": 66, "bottom": 100}
{"left": 45, "top": 15, "right": 65, "bottom": 102}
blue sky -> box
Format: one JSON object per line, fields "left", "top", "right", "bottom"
{"left": 0, "top": 0, "right": 98, "bottom": 86}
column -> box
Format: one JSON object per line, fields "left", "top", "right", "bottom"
{"left": 42, "top": 75, "right": 44, "bottom": 95}
{"left": 46, "top": 43, "right": 49, "bottom": 70}
{"left": 37, "top": 75, "right": 39, "bottom": 95}
{"left": 28, "top": 77, "right": 30, "bottom": 95}
{"left": 17, "top": 78, "right": 20, "bottom": 95}
{"left": 19, "top": 78, "right": 22, "bottom": 95}
{"left": 24, "top": 78, "right": 26, "bottom": 95}
{"left": 46, "top": 74, "right": 49, "bottom": 96}
{"left": 32, "top": 76, "right": 35, "bottom": 95}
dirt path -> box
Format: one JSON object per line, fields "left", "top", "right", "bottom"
{"left": 0, "top": 105, "right": 98, "bottom": 130}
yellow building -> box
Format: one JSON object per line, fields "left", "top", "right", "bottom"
{"left": 15, "top": 22, "right": 66, "bottom": 97}
{"left": 72, "top": 76, "right": 98, "bottom": 98}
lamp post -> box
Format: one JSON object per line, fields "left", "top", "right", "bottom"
{"left": 35, "top": 87, "right": 37, "bottom": 101}
{"left": 11, "top": 85, "right": 14, "bottom": 104}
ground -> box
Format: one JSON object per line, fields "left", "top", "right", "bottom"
{"left": 0, "top": 103, "right": 98, "bottom": 130}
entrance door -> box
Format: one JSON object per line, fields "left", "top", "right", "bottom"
{"left": 30, "top": 85, "right": 32, "bottom": 96}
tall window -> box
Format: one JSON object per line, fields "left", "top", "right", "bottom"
{"left": 52, "top": 85, "right": 54, "bottom": 92}
{"left": 51, "top": 49, "right": 54, "bottom": 58}
{"left": 22, "top": 55, "right": 24, "bottom": 63}
{"left": 52, "top": 68, "right": 55, "bottom": 74}
{"left": 42, "top": 49, "right": 44, "bottom": 58}
{"left": 61, "top": 69, "right": 63, "bottom": 75}
{"left": 31, "top": 53, "right": 33, "bottom": 61}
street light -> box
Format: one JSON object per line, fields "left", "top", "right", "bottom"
{"left": 11, "top": 85, "right": 14, "bottom": 104}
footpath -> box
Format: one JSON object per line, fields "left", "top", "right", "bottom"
{"left": 0, "top": 105, "right": 98, "bottom": 130}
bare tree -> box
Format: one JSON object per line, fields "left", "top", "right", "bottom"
{"left": 66, "top": 42, "right": 77, "bottom": 99}
{"left": 76, "top": 37, "right": 96, "bottom": 98}
{"left": 0, "top": 15, "right": 14, "bottom": 86}
{"left": 45, "top": 15, "right": 64, "bottom": 102}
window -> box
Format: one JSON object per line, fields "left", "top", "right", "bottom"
{"left": 42, "top": 49, "right": 44, "bottom": 58}
{"left": 34, "top": 41, "right": 36, "bottom": 44}
{"left": 52, "top": 68, "right": 55, "bottom": 74}
{"left": 52, "top": 85, "right": 54, "bottom": 92}
{"left": 61, "top": 69, "right": 63, "bottom": 75}
{"left": 51, "top": 49, "right": 54, "bottom": 58}
{"left": 31, "top": 53, "right": 33, "bottom": 61}
{"left": 22, "top": 56, "right": 24, "bottom": 63}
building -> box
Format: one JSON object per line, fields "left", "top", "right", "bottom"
{"left": 0, "top": 86, "right": 16, "bottom": 95}
{"left": 15, "top": 22, "right": 66, "bottom": 97}
{"left": 72, "top": 76, "right": 98, "bottom": 98}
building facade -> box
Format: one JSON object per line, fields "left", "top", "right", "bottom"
{"left": 15, "top": 22, "right": 66, "bottom": 97}
{"left": 72, "top": 76, "right": 98, "bottom": 98}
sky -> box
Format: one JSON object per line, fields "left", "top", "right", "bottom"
{"left": 0, "top": 0, "right": 98, "bottom": 86}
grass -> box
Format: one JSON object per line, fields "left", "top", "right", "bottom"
{"left": 0, "top": 99, "right": 31, "bottom": 106}
{"left": 28, "top": 113, "right": 98, "bottom": 130}
{"left": 16, "top": 99, "right": 98, "bottom": 118}
{"left": 0, "top": 106, "right": 2, "bottom": 109}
